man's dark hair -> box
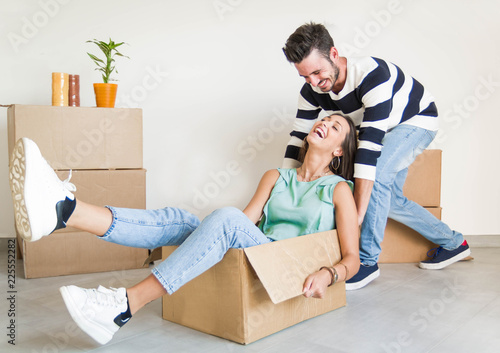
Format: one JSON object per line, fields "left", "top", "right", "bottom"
{"left": 282, "top": 22, "right": 334, "bottom": 64}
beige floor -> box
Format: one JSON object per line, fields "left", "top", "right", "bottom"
{"left": 1, "top": 239, "right": 499, "bottom": 353}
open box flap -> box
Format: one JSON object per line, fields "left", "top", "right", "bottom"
{"left": 244, "top": 230, "right": 342, "bottom": 304}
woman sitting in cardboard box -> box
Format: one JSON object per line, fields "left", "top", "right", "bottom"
{"left": 9, "top": 114, "right": 360, "bottom": 345}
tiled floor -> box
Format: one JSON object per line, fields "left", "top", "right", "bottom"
{"left": 0, "top": 239, "right": 499, "bottom": 353}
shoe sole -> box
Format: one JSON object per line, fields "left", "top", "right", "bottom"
{"left": 9, "top": 138, "right": 33, "bottom": 242}
{"left": 59, "top": 286, "right": 113, "bottom": 345}
{"left": 419, "top": 248, "right": 471, "bottom": 270}
{"left": 346, "top": 269, "right": 380, "bottom": 291}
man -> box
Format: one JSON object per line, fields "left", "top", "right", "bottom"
{"left": 281, "top": 22, "right": 470, "bottom": 290}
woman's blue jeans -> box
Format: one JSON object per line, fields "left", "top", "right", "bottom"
{"left": 360, "top": 125, "right": 464, "bottom": 266}
{"left": 101, "top": 206, "right": 271, "bottom": 294}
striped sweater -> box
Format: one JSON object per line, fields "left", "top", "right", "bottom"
{"left": 283, "top": 56, "right": 439, "bottom": 181}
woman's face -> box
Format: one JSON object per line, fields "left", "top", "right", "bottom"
{"left": 307, "top": 115, "right": 349, "bottom": 157}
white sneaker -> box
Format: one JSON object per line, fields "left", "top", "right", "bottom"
{"left": 9, "top": 137, "right": 76, "bottom": 242}
{"left": 60, "top": 285, "right": 131, "bottom": 345}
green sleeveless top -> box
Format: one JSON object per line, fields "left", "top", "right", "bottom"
{"left": 258, "top": 168, "right": 353, "bottom": 241}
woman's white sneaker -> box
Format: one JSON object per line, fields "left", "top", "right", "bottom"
{"left": 9, "top": 137, "right": 76, "bottom": 242}
{"left": 59, "top": 285, "right": 132, "bottom": 345}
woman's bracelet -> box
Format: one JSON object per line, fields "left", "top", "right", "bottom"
{"left": 338, "top": 262, "right": 349, "bottom": 281}
{"left": 319, "top": 266, "right": 338, "bottom": 286}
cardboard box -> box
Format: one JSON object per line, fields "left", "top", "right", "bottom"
{"left": 17, "top": 169, "right": 148, "bottom": 278}
{"left": 52, "top": 169, "right": 147, "bottom": 233}
{"left": 379, "top": 207, "right": 441, "bottom": 263}
{"left": 7, "top": 104, "right": 143, "bottom": 170}
{"left": 162, "top": 231, "right": 346, "bottom": 344}
{"left": 403, "top": 150, "right": 441, "bottom": 207}
{"left": 20, "top": 231, "right": 148, "bottom": 279}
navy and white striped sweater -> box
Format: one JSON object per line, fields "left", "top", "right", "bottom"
{"left": 283, "top": 56, "right": 439, "bottom": 181}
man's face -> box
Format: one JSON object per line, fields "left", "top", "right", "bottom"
{"left": 294, "top": 49, "right": 339, "bottom": 92}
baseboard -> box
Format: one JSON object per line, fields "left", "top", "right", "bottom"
{"left": 466, "top": 234, "right": 500, "bottom": 248}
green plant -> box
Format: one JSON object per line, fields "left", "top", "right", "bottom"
{"left": 86, "top": 38, "right": 129, "bottom": 83}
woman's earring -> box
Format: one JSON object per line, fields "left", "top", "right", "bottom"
{"left": 331, "top": 156, "right": 341, "bottom": 171}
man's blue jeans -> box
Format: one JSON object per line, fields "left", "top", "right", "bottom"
{"left": 360, "top": 125, "right": 464, "bottom": 266}
{"left": 101, "top": 206, "right": 271, "bottom": 294}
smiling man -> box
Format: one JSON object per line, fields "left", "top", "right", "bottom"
{"left": 282, "top": 22, "right": 470, "bottom": 290}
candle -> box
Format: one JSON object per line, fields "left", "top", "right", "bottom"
{"left": 68, "top": 74, "right": 80, "bottom": 107}
{"left": 52, "top": 72, "right": 69, "bottom": 106}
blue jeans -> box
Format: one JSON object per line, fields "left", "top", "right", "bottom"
{"left": 101, "top": 206, "right": 271, "bottom": 294}
{"left": 360, "top": 125, "right": 464, "bottom": 266}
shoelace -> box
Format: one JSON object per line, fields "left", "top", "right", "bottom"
{"left": 87, "top": 287, "right": 124, "bottom": 308}
{"left": 40, "top": 153, "right": 77, "bottom": 193}
{"left": 426, "top": 246, "right": 443, "bottom": 259}
{"left": 62, "top": 170, "right": 77, "bottom": 193}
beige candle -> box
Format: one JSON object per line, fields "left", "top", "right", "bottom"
{"left": 52, "top": 72, "right": 69, "bottom": 106}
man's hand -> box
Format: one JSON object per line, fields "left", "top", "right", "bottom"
{"left": 302, "top": 268, "right": 331, "bottom": 298}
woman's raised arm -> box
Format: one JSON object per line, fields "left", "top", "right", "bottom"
{"left": 242, "top": 169, "right": 280, "bottom": 224}
{"left": 303, "top": 181, "right": 360, "bottom": 298}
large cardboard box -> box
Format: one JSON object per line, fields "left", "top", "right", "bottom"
{"left": 403, "top": 150, "right": 441, "bottom": 207}
{"left": 52, "top": 169, "right": 147, "bottom": 234}
{"left": 20, "top": 231, "right": 148, "bottom": 279}
{"left": 162, "top": 231, "right": 346, "bottom": 344}
{"left": 17, "top": 169, "right": 148, "bottom": 278}
{"left": 379, "top": 207, "right": 441, "bottom": 263}
{"left": 7, "top": 104, "right": 143, "bottom": 170}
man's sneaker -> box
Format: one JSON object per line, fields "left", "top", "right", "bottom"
{"left": 346, "top": 263, "right": 380, "bottom": 290}
{"left": 419, "top": 241, "right": 471, "bottom": 270}
{"left": 60, "top": 285, "right": 132, "bottom": 345}
{"left": 9, "top": 137, "right": 76, "bottom": 242}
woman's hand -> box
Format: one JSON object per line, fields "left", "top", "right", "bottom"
{"left": 302, "top": 268, "right": 331, "bottom": 298}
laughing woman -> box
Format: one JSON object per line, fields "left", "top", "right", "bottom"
{"left": 9, "top": 114, "right": 359, "bottom": 345}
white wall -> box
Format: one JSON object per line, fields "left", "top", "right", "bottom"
{"left": 1, "top": 0, "right": 499, "bottom": 237}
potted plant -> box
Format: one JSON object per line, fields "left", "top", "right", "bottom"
{"left": 87, "top": 38, "right": 129, "bottom": 108}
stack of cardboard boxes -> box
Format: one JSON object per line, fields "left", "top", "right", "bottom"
{"left": 161, "top": 149, "right": 444, "bottom": 344}
{"left": 7, "top": 104, "right": 148, "bottom": 278}
{"left": 380, "top": 150, "right": 442, "bottom": 263}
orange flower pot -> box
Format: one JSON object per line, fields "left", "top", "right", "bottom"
{"left": 93, "top": 83, "right": 118, "bottom": 108}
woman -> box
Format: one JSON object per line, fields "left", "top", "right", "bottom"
{"left": 9, "top": 114, "right": 359, "bottom": 345}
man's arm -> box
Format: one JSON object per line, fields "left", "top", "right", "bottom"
{"left": 353, "top": 59, "right": 399, "bottom": 223}
{"left": 354, "top": 178, "right": 374, "bottom": 226}
{"left": 283, "top": 84, "right": 322, "bottom": 168}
